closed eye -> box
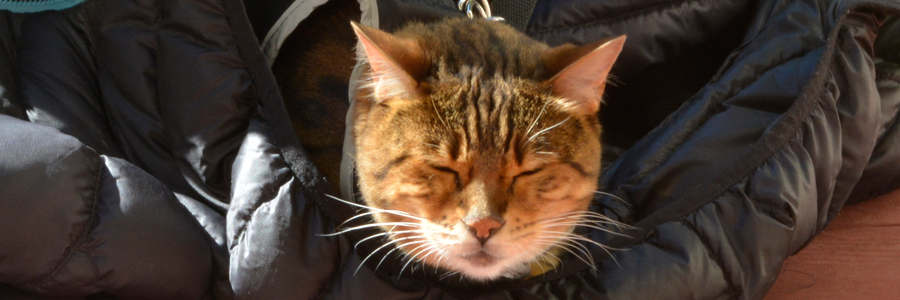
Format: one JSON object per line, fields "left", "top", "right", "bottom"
{"left": 509, "top": 167, "right": 545, "bottom": 193}
{"left": 428, "top": 165, "right": 461, "bottom": 188}
{"left": 515, "top": 167, "right": 544, "bottom": 178}
{"left": 511, "top": 166, "right": 543, "bottom": 182}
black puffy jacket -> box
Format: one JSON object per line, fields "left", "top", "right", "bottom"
{"left": 2, "top": 0, "right": 899, "bottom": 299}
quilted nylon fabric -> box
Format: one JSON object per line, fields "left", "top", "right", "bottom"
{"left": 1, "top": 0, "right": 900, "bottom": 299}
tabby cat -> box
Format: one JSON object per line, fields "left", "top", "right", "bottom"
{"left": 348, "top": 19, "right": 625, "bottom": 280}
{"left": 276, "top": 5, "right": 626, "bottom": 280}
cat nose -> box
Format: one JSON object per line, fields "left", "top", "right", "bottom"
{"left": 465, "top": 217, "right": 503, "bottom": 244}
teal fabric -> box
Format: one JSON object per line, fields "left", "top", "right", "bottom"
{"left": 0, "top": 0, "right": 85, "bottom": 13}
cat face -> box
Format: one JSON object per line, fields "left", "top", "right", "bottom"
{"left": 349, "top": 18, "right": 624, "bottom": 280}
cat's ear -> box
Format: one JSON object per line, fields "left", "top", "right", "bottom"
{"left": 351, "top": 22, "right": 427, "bottom": 102}
{"left": 544, "top": 35, "right": 626, "bottom": 115}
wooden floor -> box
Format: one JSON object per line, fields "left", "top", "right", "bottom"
{"left": 764, "top": 188, "right": 900, "bottom": 299}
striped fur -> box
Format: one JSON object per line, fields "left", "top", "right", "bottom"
{"left": 348, "top": 18, "right": 624, "bottom": 280}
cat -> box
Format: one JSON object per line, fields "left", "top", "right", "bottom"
{"left": 274, "top": 0, "right": 625, "bottom": 280}
{"left": 347, "top": 18, "right": 626, "bottom": 280}
{"left": 272, "top": 0, "right": 359, "bottom": 192}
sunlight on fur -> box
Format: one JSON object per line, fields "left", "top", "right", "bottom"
{"left": 329, "top": 18, "right": 630, "bottom": 280}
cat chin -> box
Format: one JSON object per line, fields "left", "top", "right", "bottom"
{"left": 446, "top": 255, "right": 532, "bottom": 281}
{"left": 451, "top": 258, "right": 514, "bottom": 280}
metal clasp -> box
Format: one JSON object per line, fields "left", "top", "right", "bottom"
{"left": 457, "top": 0, "right": 505, "bottom": 22}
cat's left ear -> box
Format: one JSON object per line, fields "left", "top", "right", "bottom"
{"left": 544, "top": 35, "right": 626, "bottom": 115}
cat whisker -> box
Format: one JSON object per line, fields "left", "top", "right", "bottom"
{"left": 541, "top": 248, "right": 564, "bottom": 267}
{"left": 538, "top": 230, "right": 622, "bottom": 268}
{"left": 524, "top": 102, "right": 549, "bottom": 139}
{"left": 320, "top": 222, "right": 421, "bottom": 237}
{"left": 517, "top": 241, "right": 558, "bottom": 275}
{"left": 543, "top": 221, "right": 631, "bottom": 237}
{"left": 535, "top": 151, "right": 558, "bottom": 156}
{"left": 540, "top": 230, "right": 620, "bottom": 251}
{"left": 535, "top": 215, "right": 621, "bottom": 229}
{"left": 354, "top": 232, "right": 388, "bottom": 249}
{"left": 539, "top": 214, "right": 632, "bottom": 230}
{"left": 440, "top": 270, "right": 460, "bottom": 280}
{"left": 356, "top": 235, "right": 424, "bottom": 275}
{"left": 416, "top": 245, "right": 443, "bottom": 275}
{"left": 593, "top": 190, "right": 631, "bottom": 206}
{"left": 532, "top": 210, "right": 599, "bottom": 222}
{"left": 532, "top": 236, "right": 595, "bottom": 268}
{"left": 355, "top": 229, "right": 425, "bottom": 249}
{"left": 534, "top": 216, "right": 627, "bottom": 268}
{"left": 325, "top": 194, "right": 429, "bottom": 223}
{"left": 435, "top": 249, "right": 450, "bottom": 273}
{"left": 539, "top": 210, "right": 633, "bottom": 229}
{"left": 533, "top": 256, "right": 548, "bottom": 274}
{"left": 526, "top": 117, "right": 570, "bottom": 145}
{"left": 336, "top": 210, "right": 425, "bottom": 230}
{"left": 376, "top": 239, "right": 427, "bottom": 272}
{"left": 398, "top": 242, "right": 434, "bottom": 278}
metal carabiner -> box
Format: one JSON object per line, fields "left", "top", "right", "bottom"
{"left": 457, "top": 0, "right": 505, "bottom": 22}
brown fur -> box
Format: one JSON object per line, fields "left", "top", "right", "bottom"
{"left": 350, "top": 18, "right": 624, "bottom": 279}
{"left": 276, "top": 3, "right": 623, "bottom": 278}
{"left": 272, "top": 0, "right": 360, "bottom": 191}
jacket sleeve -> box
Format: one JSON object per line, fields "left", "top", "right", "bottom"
{"left": 0, "top": 115, "right": 228, "bottom": 300}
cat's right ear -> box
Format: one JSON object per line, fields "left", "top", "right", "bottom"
{"left": 544, "top": 35, "right": 626, "bottom": 115}
{"left": 351, "top": 22, "right": 427, "bottom": 103}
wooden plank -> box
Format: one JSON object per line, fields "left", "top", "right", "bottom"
{"left": 765, "top": 188, "right": 900, "bottom": 299}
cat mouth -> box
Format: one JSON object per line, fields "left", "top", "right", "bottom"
{"left": 461, "top": 250, "right": 500, "bottom": 267}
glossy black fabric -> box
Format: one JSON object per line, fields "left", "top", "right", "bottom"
{"left": 3, "top": 0, "right": 900, "bottom": 299}
{"left": 0, "top": 115, "right": 230, "bottom": 299}
{"left": 0, "top": 0, "right": 249, "bottom": 298}
{"left": 232, "top": 0, "right": 900, "bottom": 300}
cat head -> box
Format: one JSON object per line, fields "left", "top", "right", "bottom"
{"left": 349, "top": 18, "right": 624, "bottom": 280}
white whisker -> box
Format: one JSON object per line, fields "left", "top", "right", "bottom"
{"left": 354, "top": 232, "right": 388, "bottom": 249}
{"left": 440, "top": 270, "right": 460, "bottom": 280}
{"left": 541, "top": 221, "right": 631, "bottom": 237}
{"left": 355, "top": 235, "right": 421, "bottom": 275}
{"left": 533, "top": 237, "right": 595, "bottom": 267}
{"left": 524, "top": 102, "right": 549, "bottom": 138}
{"left": 398, "top": 242, "right": 433, "bottom": 278}
{"left": 593, "top": 190, "right": 631, "bottom": 206}
{"left": 538, "top": 230, "right": 622, "bottom": 267}
{"left": 376, "top": 240, "right": 427, "bottom": 271}
{"left": 355, "top": 229, "right": 425, "bottom": 249}
{"left": 319, "top": 222, "right": 421, "bottom": 236}
{"left": 325, "top": 194, "right": 429, "bottom": 222}
{"left": 527, "top": 117, "right": 570, "bottom": 144}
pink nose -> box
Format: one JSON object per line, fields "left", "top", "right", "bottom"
{"left": 466, "top": 218, "right": 502, "bottom": 242}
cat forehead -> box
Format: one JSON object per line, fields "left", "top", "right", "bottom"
{"left": 402, "top": 90, "right": 575, "bottom": 153}
{"left": 397, "top": 19, "right": 551, "bottom": 78}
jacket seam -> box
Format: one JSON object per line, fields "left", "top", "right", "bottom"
{"left": 228, "top": 198, "right": 266, "bottom": 251}
{"left": 34, "top": 154, "right": 104, "bottom": 289}
{"left": 218, "top": 0, "right": 268, "bottom": 253}
{"left": 81, "top": 0, "right": 128, "bottom": 157}
{"left": 680, "top": 218, "right": 740, "bottom": 297}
